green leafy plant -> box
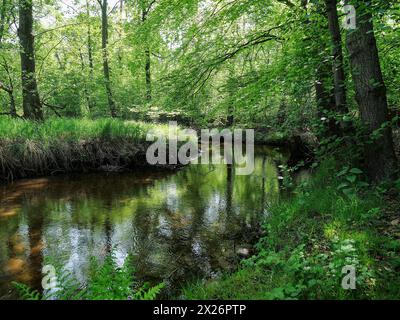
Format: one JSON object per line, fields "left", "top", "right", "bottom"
{"left": 336, "top": 167, "right": 369, "bottom": 197}
{"left": 13, "top": 251, "right": 164, "bottom": 300}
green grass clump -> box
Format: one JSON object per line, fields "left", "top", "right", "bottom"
{"left": 0, "top": 117, "right": 172, "bottom": 183}
{"left": 183, "top": 160, "right": 400, "bottom": 300}
{"left": 0, "top": 117, "right": 167, "bottom": 143}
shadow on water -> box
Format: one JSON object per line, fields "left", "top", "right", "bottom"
{"left": 0, "top": 146, "right": 288, "bottom": 299}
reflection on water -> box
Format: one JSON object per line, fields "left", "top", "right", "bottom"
{"left": 0, "top": 146, "right": 287, "bottom": 299}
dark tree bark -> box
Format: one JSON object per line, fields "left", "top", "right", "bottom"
{"left": 345, "top": 1, "right": 398, "bottom": 181}
{"left": 18, "top": 0, "right": 43, "bottom": 120}
{"left": 325, "top": 0, "right": 347, "bottom": 113}
{"left": 100, "top": 0, "right": 117, "bottom": 117}
{"left": 144, "top": 47, "right": 151, "bottom": 102}
{"left": 85, "top": 0, "right": 95, "bottom": 112}
{"left": 87, "top": 0, "right": 94, "bottom": 82}
{"left": 142, "top": 9, "right": 152, "bottom": 102}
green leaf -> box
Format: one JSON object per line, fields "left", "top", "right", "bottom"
{"left": 337, "top": 183, "right": 349, "bottom": 190}
{"left": 337, "top": 167, "right": 349, "bottom": 177}
{"left": 349, "top": 168, "right": 363, "bottom": 175}
{"left": 346, "top": 175, "right": 357, "bottom": 183}
{"left": 343, "top": 188, "right": 355, "bottom": 197}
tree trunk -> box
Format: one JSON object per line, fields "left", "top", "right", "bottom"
{"left": 145, "top": 47, "right": 152, "bottom": 102}
{"left": 302, "top": 0, "right": 337, "bottom": 136}
{"left": 79, "top": 49, "right": 92, "bottom": 113}
{"left": 18, "top": 0, "right": 43, "bottom": 120}
{"left": 86, "top": 0, "right": 95, "bottom": 112}
{"left": 142, "top": 10, "right": 152, "bottom": 102}
{"left": 101, "top": 0, "right": 117, "bottom": 117}
{"left": 345, "top": 1, "right": 398, "bottom": 181}
{"left": 325, "top": 0, "right": 347, "bottom": 113}
{"left": 0, "top": 0, "right": 8, "bottom": 44}
{"left": 87, "top": 0, "right": 94, "bottom": 79}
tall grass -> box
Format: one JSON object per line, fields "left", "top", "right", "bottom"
{"left": 0, "top": 117, "right": 171, "bottom": 183}
{"left": 0, "top": 117, "right": 167, "bottom": 143}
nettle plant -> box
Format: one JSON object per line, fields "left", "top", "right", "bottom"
{"left": 336, "top": 166, "right": 369, "bottom": 197}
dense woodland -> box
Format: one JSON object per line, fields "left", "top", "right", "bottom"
{"left": 0, "top": 0, "right": 399, "bottom": 180}
{"left": 0, "top": 0, "right": 400, "bottom": 300}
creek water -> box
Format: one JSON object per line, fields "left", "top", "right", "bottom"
{"left": 0, "top": 146, "right": 288, "bottom": 299}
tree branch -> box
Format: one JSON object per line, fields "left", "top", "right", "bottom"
{"left": 276, "top": 0, "right": 295, "bottom": 8}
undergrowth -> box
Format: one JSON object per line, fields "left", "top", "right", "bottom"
{"left": 13, "top": 251, "right": 164, "bottom": 300}
{"left": 183, "top": 159, "right": 400, "bottom": 300}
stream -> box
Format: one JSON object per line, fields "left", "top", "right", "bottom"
{"left": 0, "top": 146, "right": 288, "bottom": 299}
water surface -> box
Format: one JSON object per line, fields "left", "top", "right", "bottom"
{"left": 0, "top": 146, "right": 287, "bottom": 299}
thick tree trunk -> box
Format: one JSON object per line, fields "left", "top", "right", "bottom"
{"left": 18, "top": 0, "right": 43, "bottom": 120}
{"left": 101, "top": 0, "right": 117, "bottom": 117}
{"left": 325, "top": 0, "right": 347, "bottom": 113}
{"left": 346, "top": 1, "right": 398, "bottom": 181}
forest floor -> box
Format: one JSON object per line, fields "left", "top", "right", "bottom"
{"left": 183, "top": 159, "right": 400, "bottom": 300}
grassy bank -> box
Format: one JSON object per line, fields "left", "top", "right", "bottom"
{"left": 183, "top": 160, "right": 400, "bottom": 300}
{"left": 0, "top": 118, "right": 170, "bottom": 183}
